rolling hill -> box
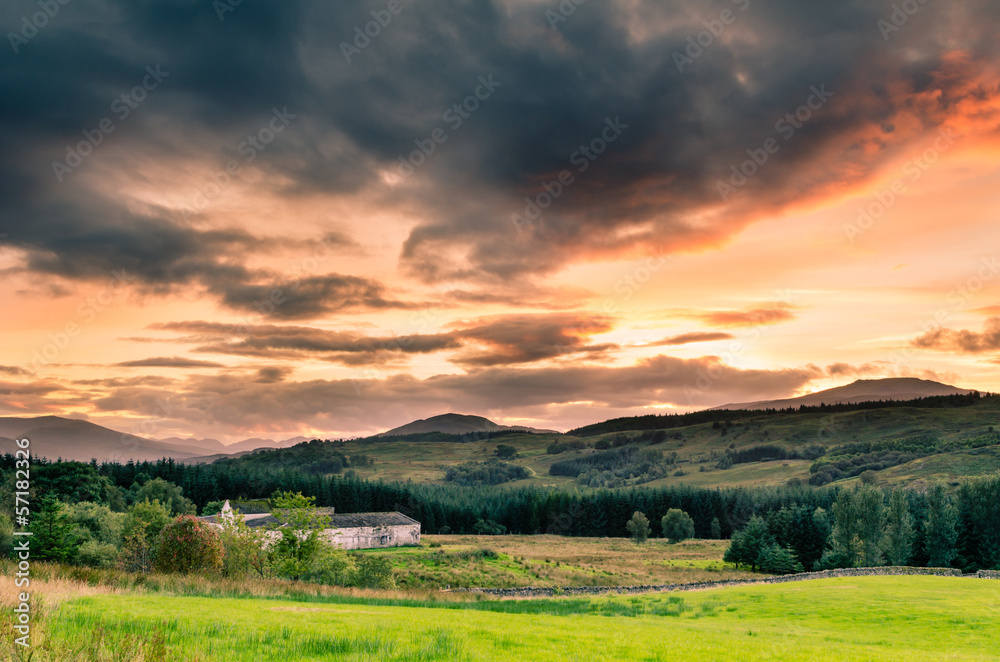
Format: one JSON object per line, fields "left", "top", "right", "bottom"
{"left": 379, "top": 413, "right": 557, "bottom": 436}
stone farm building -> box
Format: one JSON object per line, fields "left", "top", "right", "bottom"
{"left": 201, "top": 500, "right": 420, "bottom": 550}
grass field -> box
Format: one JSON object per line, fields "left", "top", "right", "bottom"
{"left": 361, "top": 535, "right": 756, "bottom": 589}
{"left": 5, "top": 575, "right": 998, "bottom": 661}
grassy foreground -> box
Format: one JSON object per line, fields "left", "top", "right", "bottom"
{"left": 4, "top": 575, "right": 998, "bottom": 661}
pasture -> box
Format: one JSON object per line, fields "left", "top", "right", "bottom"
{"left": 3, "top": 574, "right": 997, "bottom": 661}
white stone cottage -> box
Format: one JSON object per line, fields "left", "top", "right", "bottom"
{"left": 201, "top": 500, "right": 420, "bottom": 550}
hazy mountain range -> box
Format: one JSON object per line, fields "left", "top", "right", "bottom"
{"left": 0, "top": 378, "right": 974, "bottom": 463}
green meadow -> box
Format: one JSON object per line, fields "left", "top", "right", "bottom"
{"left": 8, "top": 575, "right": 998, "bottom": 661}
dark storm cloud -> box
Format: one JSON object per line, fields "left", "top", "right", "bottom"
{"left": 3, "top": 0, "right": 998, "bottom": 297}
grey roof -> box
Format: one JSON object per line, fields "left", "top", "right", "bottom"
{"left": 326, "top": 511, "right": 419, "bottom": 528}
{"left": 199, "top": 510, "right": 418, "bottom": 529}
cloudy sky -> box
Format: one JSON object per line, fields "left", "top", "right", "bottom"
{"left": 2, "top": 0, "right": 999, "bottom": 442}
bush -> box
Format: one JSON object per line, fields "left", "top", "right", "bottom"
{"left": 218, "top": 514, "right": 269, "bottom": 579}
{"left": 154, "top": 516, "right": 224, "bottom": 574}
{"left": 305, "top": 546, "right": 356, "bottom": 586}
{"left": 353, "top": 554, "right": 395, "bottom": 589}
{"left": 77, "top": 540, "right": 119, "bottom": 569}
{"left": 118, "top": 499, "right": 172, "bottom": 573}
{"left": 473, "top": 518, "right": 507, "bottom": 535}
{"left": 494, "top": 444, "right": 519, "bottom": 459}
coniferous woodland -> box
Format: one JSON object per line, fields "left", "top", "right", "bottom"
{"left": 2, "top": 453, "right": 998, "bottom": 575}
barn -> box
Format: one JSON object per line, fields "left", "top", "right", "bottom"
{"left": 202, "top": 501, "right": 420, "bottom": 550}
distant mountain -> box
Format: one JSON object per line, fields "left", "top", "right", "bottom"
{"left": 157, "top": 437, "right": 227, "bottom": 452}
{"left": 0, "top": 416, "right": 203, "bottom": 462}
{"left": 711, "top": 378, "right": 974, "bottom": 411}
{"left": 223, "top": 436, "right": 309, "bottom": 453}
{"left": 380, "top": 413, "right": 557, "bottom": 436}
{"left": 157, "top": 435, "right": 306, "bottom": 455}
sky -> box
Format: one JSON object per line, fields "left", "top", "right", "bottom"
{"left": 1, "top": 0, "right": 999, "bottom": 443}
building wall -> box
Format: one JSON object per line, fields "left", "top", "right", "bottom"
{"left": 323, "top": 523, "right": 420, "bottom": 550}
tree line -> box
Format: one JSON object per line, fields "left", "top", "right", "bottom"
{"left": 2, "top": 455, "right": 997, "bottom": 572}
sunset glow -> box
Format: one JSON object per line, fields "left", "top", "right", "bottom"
{"left": 3, "top": 0, "right": 999, "bottom": 442}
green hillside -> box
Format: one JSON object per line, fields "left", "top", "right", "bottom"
{"left": 212, "top": 394, "right": 1000, "bottom": 490}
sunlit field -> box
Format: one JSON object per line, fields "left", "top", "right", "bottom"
{"left": 4, "top": 575, "right": 997, "bottom": 661}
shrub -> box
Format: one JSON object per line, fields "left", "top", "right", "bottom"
{"left": 494, "top": 444, "right": 519, "bottom": 460}
{"left": 77, "top": 540, "right": 119, "bottom": 568}
{"left": 304, "top": 546, "right": 356, "bottom": 586}
{"left": 473, "top": 518, "right": 507, "bottom": 535}
{"left": 218, "top": 513, "right": 268, "bottom": 579}
{"left": 154, "top": 516, "right": 224, "bottom": 574}
{"left": 353, "top": 554, "right": 395, "bottom": 589}
{"left": 118, "top": 499, "right": 172, "bottom": 573}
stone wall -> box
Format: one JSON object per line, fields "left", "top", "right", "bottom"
{"left": 446, "top": 566, "right": 965, "bottom": 599}
{"left": 324, "top": 523, "right": 420, "bottom": 550}
{"left": 978, "top": 570, "right": 1000, "bottom": 579}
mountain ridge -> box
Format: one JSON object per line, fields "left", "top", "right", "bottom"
{"left": 709, "top": 378, "right": 974, "bottom": 411}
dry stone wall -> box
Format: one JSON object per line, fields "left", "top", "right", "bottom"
{"left": 447, "top": 567, "right": 966, "bottom": 598}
